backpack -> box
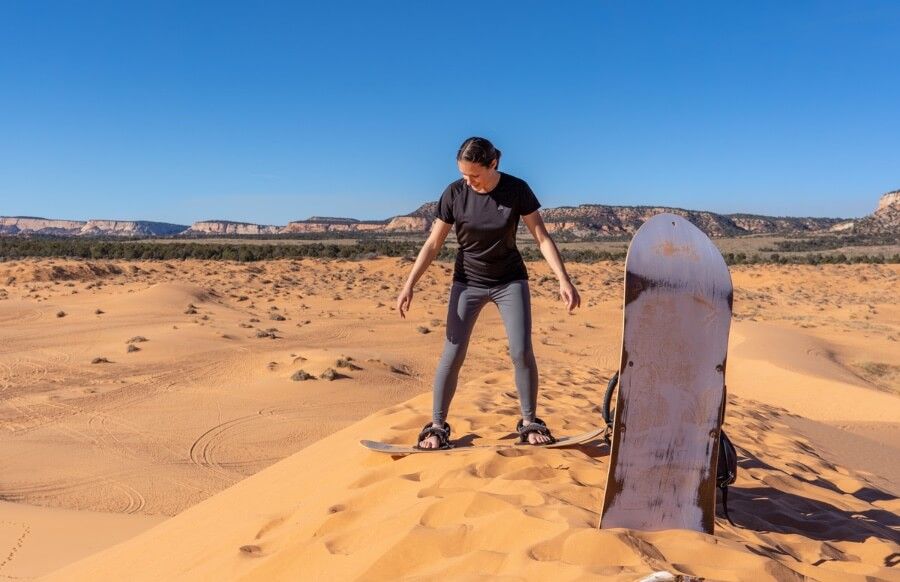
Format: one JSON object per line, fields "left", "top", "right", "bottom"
{"left": 602, "top": 372, "right": 738, "bottom": 525}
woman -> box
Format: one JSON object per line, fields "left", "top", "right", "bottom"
{"left": 396, "top": 137, "right": 580, "bottom": 449}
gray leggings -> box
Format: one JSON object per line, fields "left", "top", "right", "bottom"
{"left": 432, "top": 279, "right": 538, "bottom": 425}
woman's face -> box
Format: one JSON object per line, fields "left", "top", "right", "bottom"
{"left": 457, "top": 159, "right": 498, "bottom": 193}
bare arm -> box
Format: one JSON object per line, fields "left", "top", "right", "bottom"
{"left": 522, "top": 211, "right": 581, "bottom": 312}
{"left": 396, "top": 219, "right": 452, "bottom": 318}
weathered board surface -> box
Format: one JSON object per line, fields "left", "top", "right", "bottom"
{"left": 360, "top": 426, "right": 607, "bottom": 456}
{"left": 599, "top": 213, "right": 733, "bottom": 534}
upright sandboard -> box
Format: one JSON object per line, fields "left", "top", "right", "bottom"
{"left": 600, "top": 213, "right": 732, "bottom": 534}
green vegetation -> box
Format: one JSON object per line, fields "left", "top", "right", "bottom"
{"left": 760, "top": 233, "right": 898, "bottom": 252}
{"left": 0, "top": 237, "right": 627, "bottom": 263}
{"left": 0, "top": 237, "right": 448, "bottom": 262}
{"left": 721, "top": 252, "right": 898, "bottom": 265}
{"left": 0, "top": 236, "right": 897, "bottom": 265}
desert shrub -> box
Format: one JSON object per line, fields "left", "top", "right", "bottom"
{"left": 0, "top": 237, "right": 896, "bottom": 265}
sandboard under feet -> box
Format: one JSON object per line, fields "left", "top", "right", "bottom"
{"left": 360, "top": 426, "right": 607, "bottom": 455}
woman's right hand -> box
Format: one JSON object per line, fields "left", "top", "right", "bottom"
{"left": 395, "top": 220, "right": 450, "bottom": 320}
{"left": 396, "top": 285, "right": 414, "bottom": 319}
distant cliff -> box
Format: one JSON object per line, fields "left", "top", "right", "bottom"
{"left": 183, "top": 220, "right": 282, "bottom": 236}
{"left": 4, "top": 192, "right": 895, "bottom": 240}
{"left": 0, "top": 217, "right": 187, "bottom": 236}
{"left": 832, "top": 190, "right": 900, "bottom": 235}
{"left": 281, "top": 217, "right": 388, "bottom": 234}
{"left": 377, "top": 201, "right": 843, "bottom": 237}
{"left": 536, "top": 205, "right": 843, "bottom": 238}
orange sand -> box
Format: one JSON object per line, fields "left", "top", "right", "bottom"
{"left": 0, "top": 258, "right": 895, "bottom": 580}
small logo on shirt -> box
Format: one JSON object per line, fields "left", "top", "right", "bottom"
{"left": 497, "top": 205, "right": 508, "bottom": 212}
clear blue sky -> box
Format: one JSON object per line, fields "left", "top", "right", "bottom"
{"left": 1, "top": 1, "right": 898, "bottom": 225}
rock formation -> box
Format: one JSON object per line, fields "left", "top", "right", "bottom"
{"left": 0, "top": 217, "right": 187, "bottom": 236}
{"left": 281, "top": 218, "right": 387, "bottom": 234}
{"left": 80, "top": 220, "right": 186, "bottom": 236}
{"left": 0, "top": 217, "right": 85, "bottom": 236}
{"left": 837, "top": 190, "right": 900, "bottom": 235}
{"left": 3, "top": 192, "right": 892, "bottom": 239}
{"left": 183, "top": 221, "right": 281, "bottom": 236}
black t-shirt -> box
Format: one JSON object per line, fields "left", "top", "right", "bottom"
{"left": 434, "top": 172, "right": 541, "bottom": 288}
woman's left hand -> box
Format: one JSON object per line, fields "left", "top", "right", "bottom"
{"left": 559, "top": 278, "right": 581, "bottom": 313}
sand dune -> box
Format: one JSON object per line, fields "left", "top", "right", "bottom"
{"left": 0, "top": 500, "right": 165, "bottom": 579}
{"left": 42, "top": 366, "right": 899, "bottom": 581}
{"left": 730, "top": 322, "right": 900, "bottom": 421}
{"left": 0, "top": 258, "right": 896, "bottom": 580}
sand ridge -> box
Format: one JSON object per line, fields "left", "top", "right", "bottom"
{"left": 41, "top": 366, "right": 900, "bottom": 581}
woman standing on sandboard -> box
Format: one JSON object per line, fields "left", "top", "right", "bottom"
{"left": 396, "top": 137, "right": 580, "bottom": 450}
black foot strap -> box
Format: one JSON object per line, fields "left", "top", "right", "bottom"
{"left": 415, "top": 422, "right": 452, "bottom": 450}
{"left": 516, "top": 417, "right": 556, "bottom": 445}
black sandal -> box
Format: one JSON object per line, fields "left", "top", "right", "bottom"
{"left": 516, "top": 417, "right": 557, "bottom": 445}
{"left": 415, "top": 422, "right": 453, "bottom": 450}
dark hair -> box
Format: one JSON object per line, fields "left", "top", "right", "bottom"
{"left": 457, "top": 137, "right": 501, "bottom": 169}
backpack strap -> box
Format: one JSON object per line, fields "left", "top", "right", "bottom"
{"left": 717, "top": 427, "right": 739, "bottom": 527}
{"left": 719, "top": 483, "right": 735, "bottom": 526}
{"left": 602, "top": 372, "right": 618, "bottom": 429}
